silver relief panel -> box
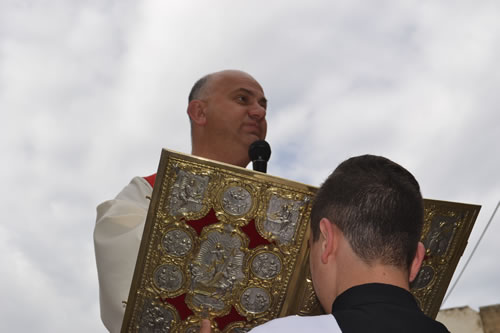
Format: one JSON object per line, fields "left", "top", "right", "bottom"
{"left": 162, "top": 229, "right": 193, "bottom": 257}
{"left": 251, "top": 252, "right": 282, "bottom": 280}
{"left": 169, "top": 169, "right": 209, "bottom": 216}
{"left": 185, "top": 325, "right": 200, "bottom": 333}
{"left": 225, "top": 326, "right": 251, "bottom": 333}
{"left": 139, "top": 302, "right": 175, "bottom": 333}
{"left": 231, "top": 328, "right": 250, "bottom": 333}
{"left": 240, "top": 287, "right": 271, "bottom": 314}
{"left": 411, "top": 265, "right": 435, "bottom": 290}
{"left": 264, "top": 195, "right": 306, "bottom": 244}
{"left": 190, "top": 229, "right": 246, "bottom": 311}
{"left": 153, "top": 264, "right": 184, "bottom": 292}
{"left": 423, "top": 215, "right": 458, "bottom": 257}
{"left": 222, "top": 186, "right": 252, "bottom": 216}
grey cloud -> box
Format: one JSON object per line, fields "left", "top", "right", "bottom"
{"left": 2, "top": 1, "right": 500, "bottom": 332}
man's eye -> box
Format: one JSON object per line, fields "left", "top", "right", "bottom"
{"left": 236, "top": 95, "right": 248, "bottom": 103}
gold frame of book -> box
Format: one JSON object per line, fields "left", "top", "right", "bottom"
{"left": 122, "top": 149, "right": 480, "bottom": 332}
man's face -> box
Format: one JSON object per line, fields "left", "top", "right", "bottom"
{"left": 202, "top": 71, "right": 267, "bottom": 154}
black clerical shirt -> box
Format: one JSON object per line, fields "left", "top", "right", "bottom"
{"left": 332, "top": 283, "right": 450, "bottom": 333}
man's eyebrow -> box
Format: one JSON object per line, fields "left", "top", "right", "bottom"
{"left": 233, "top": 88, "right": 254, "bottom": 96}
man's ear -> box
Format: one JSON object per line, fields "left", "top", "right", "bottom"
{"left": 409, "top": 242, "right": 425, "bottom": 282}
{"left": 187, "top": 100, "right": 207, "bottom": 126}
{"left": 319, "top": 218, "right": 336, "bottom": 265}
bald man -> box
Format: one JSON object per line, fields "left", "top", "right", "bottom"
{"left": 94, "top": 70, "right": 268, "bottom": 332}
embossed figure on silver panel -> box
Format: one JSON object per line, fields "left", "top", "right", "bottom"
{"left": 222, "top": 186, "right": 252, "bottom": 216}
{"left": 139, "top": 302, "right": 174, "bottom": 333}
{"left": 231, "top": 328, "right": 250, "bottom": 333}
{"left": 264, "top": 195, "right": 305, "bottom": 243}
{"left": 190, "top": 229, "right": 245, "bottom": 311}
{"left": 169, "top": 169, "right": 209, "bottom": 216}
{"left": 185, "top": 325, "right": 200, "bottom": 333}
{"left": 251, "top": 252, "right": 281, "bottom": 279}
{"left": 411, "top": 265, "right": 435, "bottom": 290}
{"left": 162, "top": 229, "right": 193, "bottom": 257}
{"left": 154, "top": 264, "right": 184, "bottom": 292}
{"left": 240, "top": 287, "right": 271, "bottom": 314}
{"left": 424, "top": 216, "right": 457, "bottom": 256}
{"left": 225, "top": 325, "right": 251, "bottom": 333}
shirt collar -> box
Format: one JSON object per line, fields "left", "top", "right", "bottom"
{"left": 331, "top": 283, "right": 419, "bottom": 313}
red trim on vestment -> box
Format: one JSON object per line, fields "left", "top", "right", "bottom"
{"left": 143, "top": 173, "right": 157, "bottom": 188}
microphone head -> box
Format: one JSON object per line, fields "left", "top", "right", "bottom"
{"left": 249, "top": 140, "right": 271, "bottom": 162}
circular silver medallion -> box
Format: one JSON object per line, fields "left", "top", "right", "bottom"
{"left": 185, "top": 325, "right": 200, "bottom": 333}
{"left": 153, "top": 264, "right": 184, "bottom": 292}
{"left": 240, "top": 287, "right": 271, "bottom": 314}
{"left": 224, "top": 324, "right": 250, "bottom": 333}
{"left": 162, "top": 229, "right": 193, "bottom": 257}
{"left": 251, "top": 252, "right": 282, "bottom": 279}
{"left": 411, "top": 265, "right": 435, "bottom": 290}
{"left": 139, "top": 302, "right": 175, "bottom": 333}
{"left": 222, "top": 186, "right": 252, "bottom": 216}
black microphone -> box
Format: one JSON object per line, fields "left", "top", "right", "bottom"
{"left": 249, "top": 140, "right": 271, "bottom": 173}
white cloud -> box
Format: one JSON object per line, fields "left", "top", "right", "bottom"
{"left": 2, "top": 0, "right": 499, "bottom": 331}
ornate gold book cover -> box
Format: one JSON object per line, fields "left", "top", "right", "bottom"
{"left": 122, "top": 149, "right": 480, "bottom": 332}
{"left": 410, "top": 199, "right": 480, "bottom": 318}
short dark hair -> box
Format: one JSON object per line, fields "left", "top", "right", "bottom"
{"left": 310, "top": 155, "right": 424, "bottom": 269}
{"left": 188, "top": 74, "right": 211, "bottom": 102}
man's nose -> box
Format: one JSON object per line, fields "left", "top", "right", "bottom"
{"left": 248, "top": 103, "right": 266, "bottom": 120}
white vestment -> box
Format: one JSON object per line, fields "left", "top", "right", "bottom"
{"left": 249, "top": 314, "right": 341, "bottom": 332}
{"left": 94, "top": 177, "right": 152, "bottom": 333}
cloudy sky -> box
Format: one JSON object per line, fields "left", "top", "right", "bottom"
{"left": 1, "top": 0, "right": 499, "bottom": 331}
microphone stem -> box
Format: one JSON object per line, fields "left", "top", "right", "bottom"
{"left": 252, "top": 159, "right": 267, "bottom": 173}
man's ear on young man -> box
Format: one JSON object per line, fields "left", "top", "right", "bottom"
{"left": 409, "top": 242, "right": 426, "bottom": 282}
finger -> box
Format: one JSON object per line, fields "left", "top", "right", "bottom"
{"left": 200, "top": 318, "right": 211, "bottom": 333}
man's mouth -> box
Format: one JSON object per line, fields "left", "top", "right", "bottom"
{"left": 243, "top": 123, "right": 261, "bottom": 136}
